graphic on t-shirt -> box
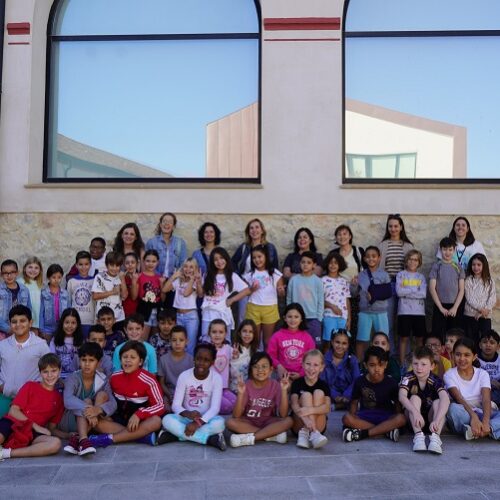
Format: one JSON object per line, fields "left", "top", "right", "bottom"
{"left": 214, "top": 353, "right": 228, "bottom": 374}
{"left": 188, "top": 384, "right": 208, "bottom": 407}
{"left": 74, "top": 287, "right": 92, "bottom": 307}
{"left": 361, "top": 386, "right": 377, "bottom": 409}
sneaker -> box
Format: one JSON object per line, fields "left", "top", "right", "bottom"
{"left": 157, "top": 430, "right": 178, "bottom": 446}
{"left": 309, "top": 430, "right": 328, "bottom": 449}
{"left": 342, "top": 428, "right": 361, "bottom": 442}
{"left": 427, "top": 433, "right": 443, "bottom": 455}
{"left": 386, "top": 429, "right": 399, "bottom": 442}
{"left": 264, "top": 432, "right": 287, "bottom": 444}
{"left": 88, "top": 434, "right": 113, "bottom": 448}
{"left": 296, "top": 428, "right": 310, "bottom": 449}
{"left": 136, "top": 432, "right": 157, "bottom": 446}
{"left": 464, "top": 424, "right": 474, "bottom": 441}
{"left": 63, "top": 434, "right": 80, "bottom": 455}
{"left": 412, "top": 432, "right": 427, "bottom": 452}
{"left": 78, "top": 438, "right": 96, "bottom": 456}
{"left": 230, "top": 433, "right": 255, "bottom": 448}
{"left": 207, "top": 432, "right": 227, "bottom": 451}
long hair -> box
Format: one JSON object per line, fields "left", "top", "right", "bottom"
{"left": 22, "top": 256, "right": 43, "bottom": 288}
{"left": 197, "top": 222, "right": 221, "bottom": 246}
{"left": 53, "top": 308, "right": 83, "bottom": 348}
{"left": 113, "top": 222, "right": 144, "bottom": 257}
{"left": 293, "top": 227, "right": 317, "bottom": 253}
{"left": 155, "top": 212, "right": 177, "bottom": 235}
{"left": 382, "top": 214, "right": 413, "bottom": 244}
{"left": 466, "top": 253, "right": 492, "bottom": 285}
{"left": 449, "top": 216, "right": 475, "bottom": 247}
{"left": 203, "top": 247, "right": 234, "bottom": 295}
{"left": 250, "top": 244, "right": 275, "bottom": 278}
{"left": 244, "top": 218, "right": 268, "bottom": 246}
{"left": 235, "top": 319, "right": 260, "bottom": 356}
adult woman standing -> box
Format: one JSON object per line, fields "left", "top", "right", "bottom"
{"left": 113, "top": 223, "right": 145, "bottom": 264}
{"left": 378, "top": 214, "right": 414, "bottom": 346}
{"left": 192, "top": 222, "right": 221, "bottom": 277}
{"left": 146, "top": 213, "right": 187, "bottom": 308}
{"left": 282, "top": 227, "right": 323, "bottom": 279}
{"left": 437, "top": 216, "right": 486, "bottom": 271}
{"left": 232, "top": 219, "right": 279, "bottom": 324}
{"left": 331, "top": 224, "right": 365, "bottom": 337}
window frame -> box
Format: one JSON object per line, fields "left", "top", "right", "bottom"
{"left": 342, "top": 0, "right": 500, "bottom": 185}
{"left": 43, "top": 0, "right": 262, "bottom": 184}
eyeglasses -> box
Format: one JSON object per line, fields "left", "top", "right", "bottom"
{"left": 1, "top": 271, "right": 17, "bottom": 276}
{"left": 425, "top": 343, "right": 441, "bottom": 349}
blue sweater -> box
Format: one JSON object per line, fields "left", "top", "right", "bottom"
{"left": 286, "top": 274, "right": 324, "bottom": 320}
{"left": 321, "top": 351, "right": 360, "bottom": 400}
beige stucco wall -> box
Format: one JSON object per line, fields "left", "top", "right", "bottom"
{"left": 0, "top": 213, "right": 498, "bottom": 327}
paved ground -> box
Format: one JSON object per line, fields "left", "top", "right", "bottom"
{"left": 1, "top": 412, "right": 499, "bottom": 499}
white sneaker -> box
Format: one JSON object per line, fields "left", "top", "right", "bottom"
{"left": 412, "top": 432, "right": 427, "bottom": 452}
{"left": 464, "top": 424, "right": 474, "bottom": 441}
{"left": 265, "top": 432, "right": 287, "bottom": 444}
{"left": 230, "top": 433, "right": 255, "bottom": 448}
{"left": 427, "top": 433, "right": 443, "bottom": 454}
{"left": 309, "top": 430, "right": 328, "bottom": 449}
{"left": 296, "top": 428, "right": 310, "bottom": 449}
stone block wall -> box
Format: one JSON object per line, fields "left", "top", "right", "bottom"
{"left": 1, "top": 213, "right": 498, "bottom": 327}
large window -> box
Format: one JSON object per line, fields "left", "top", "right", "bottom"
{"left": 45, "top": 0, "right": 260, "bottom": 182}
{"left": 344, "top": 0, "right": 500, "bottom": 183}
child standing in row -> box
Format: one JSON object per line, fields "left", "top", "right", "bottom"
{"left": 321, "top": 252, "right": 351, "bottom": 351}
{"left": 342, "top": 346, "right": 405, "bottom": 442}
{"left": 230, "top": 320, "right": 259, "bottom": 393}
{"left": 291, "top": 350, "right": 331, "bottom": 449}
{"left": 40, "top": 264, "right": 71, "bottom": 340}
{"left": 244, "top": 245, "right": 284, "bottom": 349}
{"left": 208, "top": 319, "right": 236, "bottom": 415}
{"left": 267, "top": 303, "right": 315, "bottom": 381}
{"left": 356, "top": 247, "right": 391, "bottom": 361}
{"left": 66, "top": 251, "right": 95, "bottom": 339}
{"left": 201, "top": 247, "right": 249, "bottom": 342}
{"left": 122, "top": 252, "right": 139, "bottom": 318}
{"left": 396, "top": 250, "right": 427, "bottom": 367}
{"left": 227, "top": 352, "right": 293, "bottom": 448}
{"left": 322, "top": 329, "right": 359, "bottom": 410}
{"left": 429, "top": 237, "right": 465, "bottom": 340}
{"left": 399, "top": 347, "right": 449, "bottom": 454}
{"left": 18, "top": 257, "right": 43, "bottom": 335}
{"left": 464, "top": 253, "right": 496, "bottom": 343}
{"left": 287, "top": 252, "right": 324, "bottom": 346}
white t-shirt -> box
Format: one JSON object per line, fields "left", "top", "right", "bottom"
{"left": 444, "top": 366, "right": 491, "bottom": 408}
{"left": 322, "top": 275, "right": 351, "bottom": 319}
{"left": 172, "top": 368, "right": 223, "bottom": 422}
{"left": 91, "top": 271, "right": 124, "bottom": 321}
{"left": 202, "top": 273, "right": 248, "bottom": 328}
{"left": 243, "top": 269, "right": 282, "bottom": 306}
{"left": 172, "top": 278, "right": 197, "bottom": 310}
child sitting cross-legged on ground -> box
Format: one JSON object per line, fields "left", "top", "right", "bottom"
{"left": 292, "top": 349, "right": 331, "bottom": 449}
{"left": 88, "top": 340, "right": 164, "bottom": 448}
{"left": 158, "top": 343, "right": 227, "bottom": 451}
{"left": 226, "top": 352, "right": 293, "bottom": 448}
{"left": 0, "top": 353, "right": 64, "bottom": 460}
{"left": 399, "top": 347, "right": 450, "bottom": 454}
{"left": 342, "top": 346, "right": 406, "bottom": 442}
{"left": 63, "top": 342, "right": 117, "bottom": 456}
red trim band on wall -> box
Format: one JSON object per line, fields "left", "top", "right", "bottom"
{"left": 7, "top": 22, "right": 31, "bottom": 36}
{"left": 264, "top": 17, "right": 341, "bottom": 31}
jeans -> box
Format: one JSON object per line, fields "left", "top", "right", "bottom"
{"left": 162, "top": 414, "right": 225, "bottom": 445}
{"left": 447, "top": 402, "right": 500, "bottom": 440}
{"left": 177, "top": 310, "right": 199, "bottom": 355}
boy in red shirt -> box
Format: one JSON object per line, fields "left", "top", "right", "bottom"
{"left": 0, "top": 353, "right": 64, "bottom": 459}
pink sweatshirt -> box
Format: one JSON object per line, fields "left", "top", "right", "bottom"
{"left": 267, "top": 328, "right": 315, "bottom": 376}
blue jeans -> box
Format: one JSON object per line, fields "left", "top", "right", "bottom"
{"left": 162, "top": 414, "right": 225, "bottom": 445}
{"left": 176, "top": 310, "right": 199, "bottom": 355}
{"left": 447, "top": 402, "right": 500, "bottom": 440}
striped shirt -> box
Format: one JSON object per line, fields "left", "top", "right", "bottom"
{"left": 384, "top": 241, "right": 405, "bottom": 278}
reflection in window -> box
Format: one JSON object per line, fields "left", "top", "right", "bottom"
{"left": 344, "top": 0, "right": 500, "bottom": 181}
{"left": 346, "top": 154, "right": 416, "bottom": 179}
{"left": 46, "top": 0, "right": 260, "bottom": 181}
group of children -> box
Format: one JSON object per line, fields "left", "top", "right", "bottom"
{"left": 0, "top": 217, "right": 498, "bottom": 461}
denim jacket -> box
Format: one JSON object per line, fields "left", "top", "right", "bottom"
{"left": 0, "top": 282, "right": 32, "bottom": 332}
{"left": 321, "top": 351, "right": 360, "bottom": 400}
{"left": 145, "top": 235, "right": 187, "bottom": 277}
{"left": 39, "top": 286, "right": 71, "bottom": 334}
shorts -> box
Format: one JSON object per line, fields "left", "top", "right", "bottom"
{"left": 113, "top": 400, "right": 146, "bottom": 426}
{"left": 245, "top": 303, "right": 280, "bottom": 325}
{"left": 356, "top": 409, "right": 395, "bottom": 425}
{"left": 322, "top": 316, "right": 347, "bottom": 341}
{"left": 0, "top": 417, "right": 42, "bottom": 443}
{"left": 398, "top": 315, "right": 426, "bottom": 338}
{"left": 239, "top": 415, "right": 283, "bottom": 429}
{"left": 357, "top": 312, "right": 388, "bottom": 342}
